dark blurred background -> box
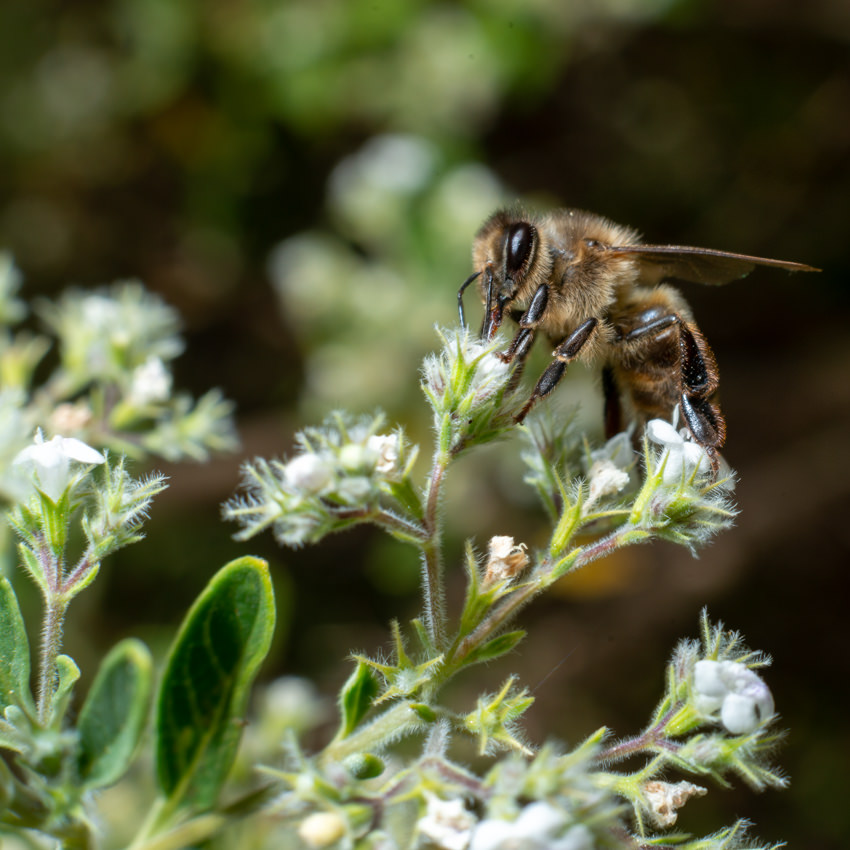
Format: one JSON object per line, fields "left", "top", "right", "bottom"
{"left": 1, "top": 0, "right": 848, "bottom": 845}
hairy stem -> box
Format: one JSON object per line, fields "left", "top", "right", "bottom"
{"left": 37, "top": 593, "right": 67, "bottom": 725}
{"left": 322, "top": 702, "right": 423, "bottom": 764}
{"left": 421, "top": 458, "right": 448, "bottom": 649}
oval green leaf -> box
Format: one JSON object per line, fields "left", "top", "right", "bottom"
{"left": 0, "top": 577, "right": 34, "bottom": 715}
{"left": 155, "top": 556, "right": 275, "bottom": 813}
{"left": 49, "top": 654, "right": 80, "bottom": 728}
{"left": 77, "top": 638, "right": 153, "bottom": 789}
{"left": 337, "top": 660, "right": 380, "bottom": 740}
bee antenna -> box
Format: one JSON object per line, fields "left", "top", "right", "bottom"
{"left": 457, "top": 271, "right": 480, "bottom": 329}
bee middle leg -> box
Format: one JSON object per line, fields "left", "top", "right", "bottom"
{"left": 515, "top": 316, "right": 598, "bottom": 423}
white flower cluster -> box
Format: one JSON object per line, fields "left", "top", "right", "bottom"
{"left": 227, "top": 417, "right": 414, "bottom": 547}
{"left": 470, "top": 802, "right": 593, "bottom": 850}
{"left": 284, "top": 432, "right": 404, "bottom": 501}
{"left": 416, "top": 798, "right": 593, "bottom": 850}
{"left": 693, "top": 659, "right": 775, "bottom": 735}
{"left": 421, "top": 329, "right": 511, "bottom": 413}
{"left": 40, "top": 282, "right": 183, "bottom": 385}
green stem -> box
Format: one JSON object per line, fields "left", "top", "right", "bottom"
{"left": 322, "top": 702, "right": 423, "bottom": 764}
{"left": 421, "top": 455, "right": 448, "bottom": 649}
{"left": 37, "top": 593, "right": 67, "bottom": 725}
{"left": 446, "top": 524, "right": 652, "bottom": 677}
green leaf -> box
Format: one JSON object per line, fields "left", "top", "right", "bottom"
{"left": 50, "top": 654, "right": 80, "bottom": 727}
{"left": 155, "top": 556, "right": 275, "bottom": 813}
{"left": 16, "top": 544, "right": 48, "bottom": 596}
{"left": 0, "top": 578, "right": 34, "bottom": 715}
{"left": 463, "top": 630, "right": 526, "bottom": 667}
{"left": 336, "top": 660, "right": 380, "bottom": 740}
{"left": 77, "top": 638, "right": 153, "bottom": 789}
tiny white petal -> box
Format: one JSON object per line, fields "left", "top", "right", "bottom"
{"left": 513, "top": 801, "right": 567, "bottom": 837}
{"left": 721, "top": 693, "right": 760, "bottom": 734}
{"left": 646, "top": 419, "right": 681, "bottom": 446}
{"left": 681, "top": 441, "right": 711, "bottom": 475}
{"left": 418, "top": 794, "right": 475, "bottom": 850}
{"left": 587, "top": 458, "right": 630, "bottom": 504}
{"left": 590, "top": 429, "right": 634, "bottom": 468}
{"left": 694, "top": 659, "right": 727, "bottom": 697}
{"left": 284, "top": 453, "right": 333, "bottom": 494}
{"left": 56, "top": 436, "right": 106, "bottom": 465}
{"left": 469, "top": 819, "right": 509, "bottom": 850}
{"left": 367, "top": 433, "right": 401, "bottom": 476}
{"left": 129, "top": 356, "right": 172, "bottom": 405}
{"left": 659, "top": 446, "right": 686, "bottom": 484}
{"left": 554, "top": 825, "right": 594, "bottom": 850}
{"left": 336, "top": 475, "right": 373, "bottom": 503}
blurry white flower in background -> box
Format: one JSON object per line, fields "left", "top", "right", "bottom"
{"left": 417, "top": 793, "right": 476, "bottom": 850}
{"left": 129, "top": 356, "right": 172, "bottom": 406}
{"left": 470, "top": 802, "right": 592, "bottom": 850}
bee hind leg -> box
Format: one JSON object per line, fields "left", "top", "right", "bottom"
{"left": 677, "top": 323, "right": 726, "bottom": 469}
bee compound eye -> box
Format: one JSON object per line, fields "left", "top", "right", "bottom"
{"left": 506, "top": 223, "right": 535, "bottom": 274}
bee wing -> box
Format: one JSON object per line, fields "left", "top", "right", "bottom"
{"left": 605, "top": 244, "right": 819, "bottom": 286}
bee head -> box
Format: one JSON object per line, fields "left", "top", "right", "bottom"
{"left": 468, "top": 209, "right": 550, "bottom": 337}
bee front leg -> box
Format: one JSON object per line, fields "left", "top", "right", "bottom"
{"left": 515, "top": 317, "right": 598, "bottom": 423}
{"left": 499, "top": 283, "right": 550, "bottom": 364}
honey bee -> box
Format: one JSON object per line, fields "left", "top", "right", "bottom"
{"left": 458, "top": 207, "right": 818, "bottom": 468}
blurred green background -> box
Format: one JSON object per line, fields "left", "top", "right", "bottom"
{"left": 1, "top": 0, "right": 848, "bottom": 845}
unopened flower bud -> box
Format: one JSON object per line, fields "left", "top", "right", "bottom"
{"left": 298, "top": 811, "right": 346, "bottom": 848}
{"left": 284, "top": 453, "right": 333, "bottom": 494}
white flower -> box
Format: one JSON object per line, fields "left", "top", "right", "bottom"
{"left": 367, "top": 433, "right": 402, "bottom": 477}
{"left": 129, "top": 356, "right": 172, "bottom": 405}
{"left": 284, "top": 453, "right": 334, "bottom": 494}
{"left": 13, "top": 430, "right": 105, "bottom": 501}
{"left": 642, "top": 780, "right": 707, "bottom": 827}
{"left": 589, "top": 428, "right": 634, "bottom": 470}
{"left": 646, "top": 417, "right": 713, "bottom": 485}
{"left": 470, "top": 802, "right": 592, "bottom": 850}
{"left": 417, "top": 793, "right": 476, "bottom": 850}
{"left": 693, "top": 659, "right": 775, "bottom": 734}
{"left": 585, "top": 459, "right": 630, "bottom": 508}
{"left": 583, "top": 428, "right": 635, "bottom": 512}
